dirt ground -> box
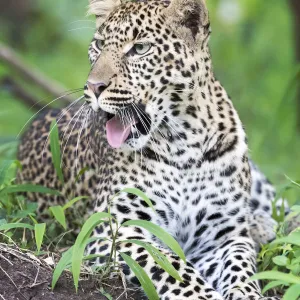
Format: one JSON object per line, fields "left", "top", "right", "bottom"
{"left": 0, "top": 247, "right": 146, "bottom": 300}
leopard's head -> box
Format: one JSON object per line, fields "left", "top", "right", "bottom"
{"left": 84, "top": 0, "right": 210, "bottom": 151}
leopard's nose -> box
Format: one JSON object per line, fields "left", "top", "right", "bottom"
{"left": 87, "top": 81, "right": 107, "bottom": 99}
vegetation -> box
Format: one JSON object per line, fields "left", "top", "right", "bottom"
{"left": 249, "top": 180, "right": 300, "bottom": 299}
{"left": 0, "top": 131, "right": 187, "bottom": 299}
{"left": 0, "top": 0, "right": 300, "bottom": 299}
{"left": 0, "top": 125, "right": 299, "bottom": 298}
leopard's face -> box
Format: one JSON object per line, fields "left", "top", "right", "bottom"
{"left": 85, "top": 0, "right": 208, "bottom": 150}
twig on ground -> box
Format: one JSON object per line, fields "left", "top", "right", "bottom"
{"left": 0, "top": 293, "right": 7, "bottom": 300}
{"left": 28, "top": 280, "right": 48, "bottom": 288}
{"left": 0, "top": 252, "right": 13, "bottom": 265}
{"left": 115, "top": 290, "right": 126, "bottom": 300}
{"left": 33, "top": 267, "right": 40, "bottom": 285}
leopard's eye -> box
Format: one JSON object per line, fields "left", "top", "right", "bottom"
{"left": 96, "top": 39, "right": 105, "bottom": 50}
{"left": 133, "top": 43, "right": 152, "bottom": 55}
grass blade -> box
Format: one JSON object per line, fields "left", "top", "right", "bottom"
{"left": 120, "top": 188, "right": 155, "bottom": 212}
{"left": 34, "top": 223, "right": 46, "bottom": 253}
{"left": 0, "top": 160, "right": 14, "bottom": 186}
{"left": 72, "top": 212, "right": 111, "bottom": 291}
{"left": 52, "top": 246, "right": 73, "bottom": 289}
{"left": 123, "top": 239, "right": 182, "bottom": 281}
{"left": 63, "top": 196, "right": 89, "bottom": 211}
{"left": 52, "top": 238, "right": 104, "bottom": 290}
{"left": 75, "top": 167, "right": 90, "bottom": 183}
{"left": 0, "top": 223, "right": 34, "bottom": 231}
{"left": 99, "top": 287, "right": 113, "bottom": 300}
{"left": 262, "top": 281, "right": 288, "bottom": 294}
{"left": 50, "top": 206, "right": 67, "bottom": 229}
{"left": 0, "top": 184, "right": 61, "bottom": 196}
{"left": 272, "top": 255, "right": 289, "bottom": 267}
{"left": 120, "top": 252, "right": 159, "bottom": 300}
{"left": 271, "top": 232, "right": 300, "bottom": 247}
{"left": 291, "top": 205, "right": 300, "bottom": 213}
{"left": 122, "top": 220, "right": 186, "bottom": 263}
{"left": 283, "top": 284, "right": 300, "bottom": 300}
{"left": 249, "top": 271, "right": 300, "bottom": 285}
{"left": 50, "top": 120, "right": 64, "bottom": 185}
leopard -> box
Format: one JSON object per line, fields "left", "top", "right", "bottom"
{"left": 17, "top": 0, "right": 284, "bottom": 299}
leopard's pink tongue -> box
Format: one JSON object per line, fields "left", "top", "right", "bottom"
{"left": 106, "top": 115, "right": 135, "bottom": 148}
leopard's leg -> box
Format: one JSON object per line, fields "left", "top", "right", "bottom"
{"left": 87, "top": 223, "right": 224, "bottom": 300}
{"left": 194, "top": 237, "right": 279, "bottom": 300}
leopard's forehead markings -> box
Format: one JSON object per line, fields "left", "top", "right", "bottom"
{"left": 98, "top": 1, "right": 165, "bottom": 34}
{"left": 95, "top": 1, "right": 166, "bottom": 47}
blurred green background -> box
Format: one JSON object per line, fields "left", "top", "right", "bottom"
{"left": 0, "top": 0, "right": 299, "bottom": 200}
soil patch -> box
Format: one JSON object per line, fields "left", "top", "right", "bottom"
{"left": 0, "top": 246, "right": 146, "bottom": 300}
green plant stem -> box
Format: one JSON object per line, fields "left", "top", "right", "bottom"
{"left": 106, "top": 203, "right": 118, "bottom": 272}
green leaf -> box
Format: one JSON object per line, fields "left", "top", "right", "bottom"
{"left": 0, "top": 160, "right": 14, "bottom": 186}
{"left": 10, "top": 210, "right": 36, "bottom": 219}
{"left": 0, "top": 219, "right": 7, "bottom": 226}
{"left": 122, "top": 220, "right": 186, "bottom": 263}
{"left": 272, "top": 255, "right": 289, "bottom": 267}
{"left": 52, "top": 237, "right": 103, "bottom": 290}
{"left": 72, "top": 212, "right": 111, "bottom": 291}
{"left": 272, "top": 232, "right": 300, "bottom": 247}
{"left": 123, "top": 239, "right": 182, "bottom": 281}
{"left": 0, "top": 223, "right": 34, "bottom": 231}
{"left": 283, "top": 284, "right": 300, "bottom": 300}
{"left": 50, "top": 206, "right": 67, "bottom": 229}
{"left": 63, "top": 196, "right": 89, "bottom": 211}
{"left": 120, "top": 188, "right": 155, "bottom": 212}
{"left": 291, "top": 205, "right": 300, "bottom": 214}
{"left": 0, "top": 184, "right": 61, "bottom": 196}
{"left": 27, "top": 202, "right": 39, "bottom": 213}
{"left": 285, "top": 176, "right": 300, "bottom": 189}
{"left": 291, "top": 256, "right": 300, "bottom": 265}
{"left": 52, "top": 246, "right": 73, "bottom": 289}
{"left": 75, "top": 167, "right": 90, "bottom": 183}
{"left": 34, "top": 223, "right": 46, "bottom": 253}
{"left": 262, "top": 280, "right": 288, "bottom": 294}
{"left": 120, "top": 252, "right": 159, "bottom": 300}
{"left": 50, "top": 120, "right": 64, "bottom": 185}
{"left": 99, "top": 287, "right": 113, "bottom": 300}
{"left": 249, "top": 271, "right": 300, "bottom": 285}
{"left": 287, "top": 264, "right": 300, "bottom": 276}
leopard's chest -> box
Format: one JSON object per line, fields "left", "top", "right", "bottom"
{"left": 94, "top": 154, "right": 250, "bottom": 252}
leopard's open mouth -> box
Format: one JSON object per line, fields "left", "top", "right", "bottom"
{"left": 104, "top": 104, "right": 151, "bottom": 148}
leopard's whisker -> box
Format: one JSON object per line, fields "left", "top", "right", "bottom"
{"left": 17, "top": 89, "right": 84, "bottom": 138}
{"left": 28, "top": 88, "right": 84, "bottom": 112}
{"left": 60, "top": 103, "right": 87, "bottom": 167}
{"left": 131, "top": 104, "right": 161, "bottom": 162}
{"left": 60, "top": 102, "right": 86, "bottom": 149}
{"left": 161, "top": 113, "right": 189, "bottom": 145}
{"left": 75, "top": 107, "right": 90, "bottom": 170}
{"left": 160, "top": 118, "right": 186, "bottom": 147}
{"left": 41, "top": 96, "right": 84, "bottom": 156}
{"left": 132, "top": 102, "right": 174, "bottom": 155}
{"left": 68, "top": 20, "right": 95, "bottom": 25}
{"left": 68, "top": 27, "right": 96, "bottom": 32}
{"left": 132, "top": 102, "right": 173, "bottom": 151}
{"left": 130, "top": 108, "right": 141, "bottom": 166}
{"left": 56, "top": 95, "right": 84, "bottom": 123}
{"left": 126, "top": 108, "right": 138, "bottom": 164}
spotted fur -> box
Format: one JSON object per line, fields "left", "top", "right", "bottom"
{"left": 18, "top": 0, "right": 282, "bottom": 299}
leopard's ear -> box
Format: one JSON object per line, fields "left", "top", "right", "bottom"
{"left": 88, "top": 0, "right": 121, "bottom": 26}
{"left": 164, "top": 0, "right": 209, "bottom": 46}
